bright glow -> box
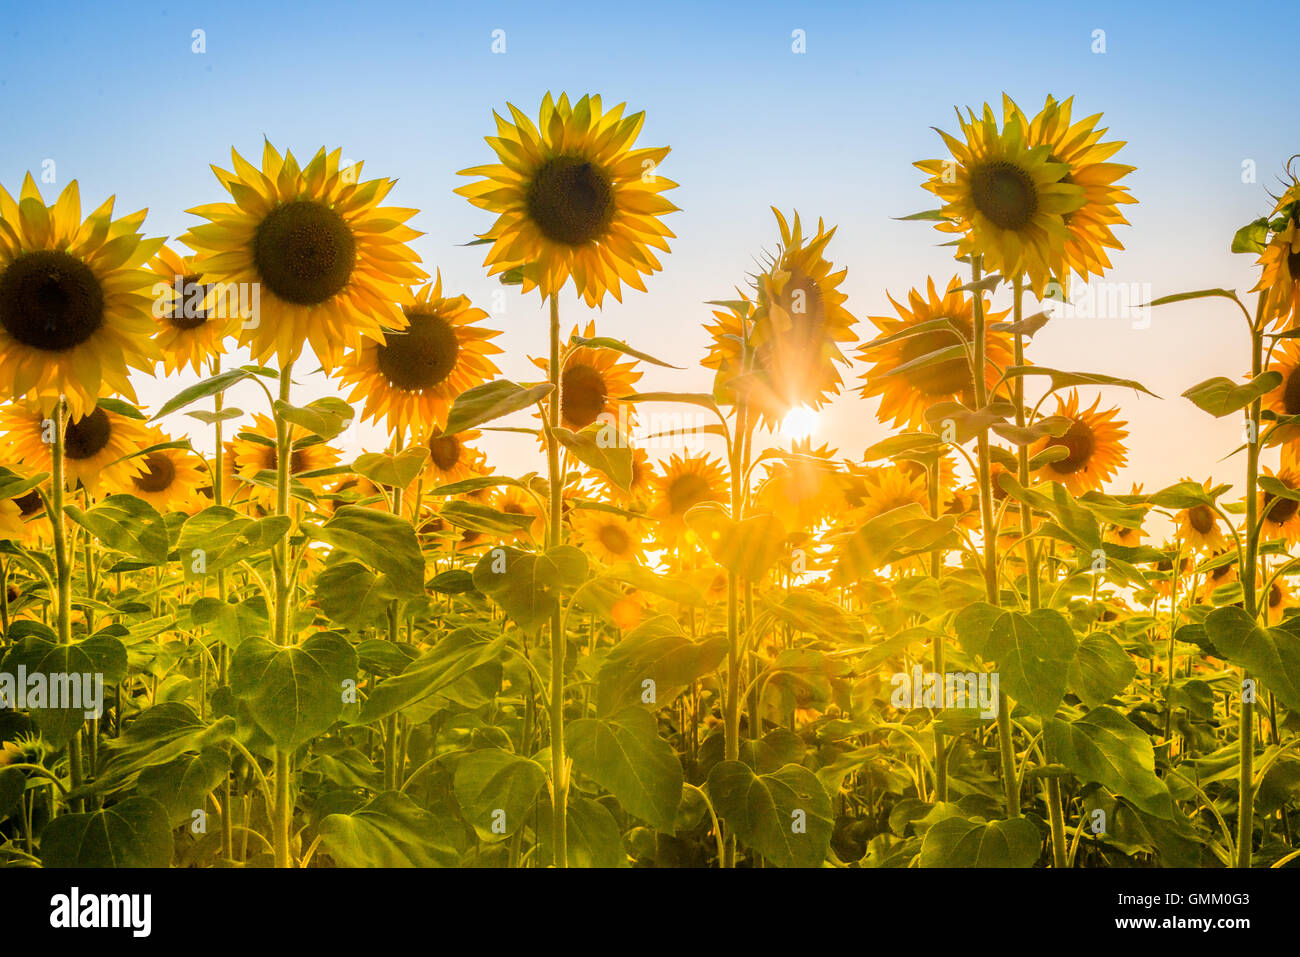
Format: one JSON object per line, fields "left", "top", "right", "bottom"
{"left": 780, "top": 406, "right": 818, "bottom": 441}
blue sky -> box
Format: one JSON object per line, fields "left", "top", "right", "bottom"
{"left": 3, "top": 0, "right": 1298, "bottom": 494}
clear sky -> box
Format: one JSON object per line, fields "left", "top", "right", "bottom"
{"left": 3, "top": 0, "right": 1298, "bottom": 499}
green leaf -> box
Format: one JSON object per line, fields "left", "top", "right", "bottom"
{"left": 1204, "top": 606, "right": 1300, "bottom": 710}
{"left": 918, "top": 815, "right": 1041, "bottom": 867}
{"left": 151, "top": 367, "right": 267, "bottom": 421}
{"left": 568, "top": 335, "right": 682, "bottom": 369}
{"left": 1181, "top": 372, "right": 1281, "bottom": 418}
{"left": 358, "top": 627, "right": 506, "bottom": 723}
{"left": 595, "top": 615, "right": 728, "bottom": 715}
{"left": 953, "top": 602, "right": 1003, "bottom": 659}
{"left": 553, "top": 425, "right": 633, "bottom": 491}
{"left": 706, "top": 761, "right": 833, "bottom": 867}
{"left": 314, "top": 561, "right": 397, "bottom": 628}
{"left": 136, "top": 747, "right": 231, "bottom": 828}
{"left": 1143, "top": 288, "right": 1241, "bottom": 309}
{"left": 536, "top": 795, "right": 628, "bottom": 868}
{"left": 351, "top": 447, "right": 430, "bottom": 488}
{"left": 438, "top": 500, "right": 537, "bottom": 535}
{"left": 1000, "top": 365, "right": 1159, "bottom": 399}
{"left": 1232, "top": 218, "right": 1270, "bottom": 255}
{"left": 472, "top": 546, "right": 589, "bottom": 634}
{"left": 228, "top": 633, "right": 357, "bottom": 750}
{"left": 443, "top": 379, "right": 553, "bottom": 435}
{"left": 1068, "top": 632, "right": 1137, "bottom": 707}
{"left": 684, "top": 503, "right": 786, "bottom": 579}
{"left": 0, "top": 634, "right": 127, "bottom": 745}
{"left": 176, "top": 507, "right": 290, "bottom": 582}
{"left": 310, "top": 506, "right": 424, "bottom": 597}
{"left": 40, "top": 797, "right": 173, "bottom": 867}
{"left": 985, "top": 609, "right": 1076, "bottom": 718}
{"left": 452, "top": 748, "right": 546, "bottom": 840}
{"left": 273, "top": 396, "right": 354, "bottom": 440}
{"left": 65, "top": 494, "right": 170, "bottom": 565}
{"left": 317, "top": 791, "right": 458, "bottom": 867}
{"left": 568, "top": 707, "right": 683, "bottom": 831}
{"left": 1046, "top": 706, "right": 1175, "bottom": 818}
{"left": 189, "top": 595, "right": 268, "bottom": 649}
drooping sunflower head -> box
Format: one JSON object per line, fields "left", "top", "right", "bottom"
{"left": 1030, "top": 390, "right": 1128, "bottom": 494}
{"left": 1253, "top": 178, "right": 1300, "bottom": 331}
{"left": 572, "top": 507, "right": 648, "bottom": 565}
{"left": 1261, "top": 452, "right": 1300, "bottom": 545}
{"left": 0, "top": 177, "right": 162, "bottom": 417}
{"left": 108, "top": 428, "right": 206, "bottom": 513}
{"left": 1104, "top": 482, "right": 1146, "bottom": 546}
{"left": 339, "top": 273, "right": 502, "bottom": 440}
{"left": 0, "top": 401, "right": 148, "bottom": 495}
{"left": 857, "top": 275, "right": 1012, "bottom": 430}
{"left": 147, "top": 244, "right": 236, "bottom": 375}
{"left": 424, "top": 429, "right": 486, "bottom": 486}
{"left": 1174, "top": 479, "right": 1227, "bottom": 553}
{"left": 229, "top": 413, "right": 341, "bottom": 507}
{"left": 748, "top": 210, "right": 858, "bottom": 426}
{"left": 532, "top": 321, "right": 642, "bottom": 432}
{"left": 916, "top": 104, "right": 1085, "bottom": 294}
{"left": 649, "top": 451, "right": 727, "bottom": 544}
{"left": 456, "top": 93, "right": 678, "bottom": 307}
{"left": 1264, "top": 337, "right": 1300, "bottom": 445}
{"left": 183, "top": 142, "right": 426, "bottom": 372}
{"left": 1006, "top": 94, "right": 1136, "bottom": 284}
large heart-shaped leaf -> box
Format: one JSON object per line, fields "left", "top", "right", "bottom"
{"left": 358, "top": 627, "right": 506, "bottom": 723}
{"left": 1046, "top": 706, "right": 1175, "bottom": 819}
{"left": 40, "top": 797, "right": 173, "bottom": 867}
{"left": 228, "top": 633, "right": 357, "bottom": 749}
{"left": 568, "top": 707, "right": 683, "bottom": 831}
{"left": 1068, "top": 631, "right": 1137, "bottom": 707}
{"left": 310, "top": 506, "right": 424, "bottom": 596}
{"left": 684, "top": 503, "right": 786, "bottom": 579}
{"left": 1205, "top": 606, "right": 1300, "bottom": 710}
{"left": 65, "top": 495, "right": 169, "bottom": 565}
{"left": 1182, "top": 372, "right": 1281, "bottom": 418}
{"left": 443, "top": 379, "right": 553, "bottom": 434}
{"left": 985, "top": 609, "right": 1076, "bottom": 718}
{"left": 0, "top": 634, "right": 128, "bottom": 745}
{"left": 471, "top": 546, "right": 588, "bottom": 634}
{"left": 452, "top": 748, "right": 546, "bottom": 840}
{"left": 317, "top": 791, "right": 459, "bottom": 867}
{"left": 176, "top": 507, "right": 290, "bottom": 582}
{"left": 595, "top": 615, "right": 727, "bottom": 715}
{"left": 706, "top": 761, "right": 833, "bottom": 867}
{"left": 918, "top": 815, "right": 1041, "bottom": 867}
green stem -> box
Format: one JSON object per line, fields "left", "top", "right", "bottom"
{"left": 271, "top": 360, "right": 295, "bottom": 869}
{"left": 49, "top": 399, "right": 83, "bottom": 813}
{"left": 545, "top": 295, "right": 569, "bottom": 867}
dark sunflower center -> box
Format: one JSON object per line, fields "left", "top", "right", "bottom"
{"left": 781, "top": 268, "right": 827, "bottom": 342}
{"left": 376, "top": 311, "right": 461, "bottom": 392}
{"left": 597, "top": 523, "right": 631, "bottom": 555}
{"left": 1271, "top": 583, "right": 1284, "bottom": 608}
{"left": 1265, "top": 491, "right": 1299, "bottom": 525}
{"left": 1050, "top": 418, "right": 1095, "bottom": 475}
{"left": 0, "top": 250, "right": 104, "bottom": 352}
{"left": 1288, "top": 248, "right": 1300, "bottom": 283}
{"left": 1188, "top": 504, "right": 1215, "bottom": 535}
{"left": 64, "top": 408, "right": 111, "bottom": 460}
{"left": 970, "top": 160, "right": 1039, "bottom": 231}
{"left": 668, "top": 472, "right": 712, "bottom": 515}
{"left": 1283, "top": 367, "right": 1300, "bottom": 416}
{"left": 526, "top": 156, "right": 615, "bottom": 246}
{"left": 132, "top": 452, "right": 177, "bottom": 493}
{"left": 169, "top": 275, "right": 210, "bottom": 331}
{"left": 15, "top": 490, "right": 42, "bottom": 517}
{"left": 898, "top": 325, "right": 970, "bottom": 396}
{"left": 252, "top": 200, "right": 356, "bottom": 305}
{"left": 428, "top": 434, "right": 462, "bottom": 472}
{"left": 561, "top": 363, "right": 609, "bottom": 428}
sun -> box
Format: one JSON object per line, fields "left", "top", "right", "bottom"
{"left": 780, "top": 406, "right": 819, "bottom": 441}
{"left": 456, "top": 92, "right": 678, "bottom": 307}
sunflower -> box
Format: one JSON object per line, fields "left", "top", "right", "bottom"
{"left": 1263, "top": 338, "right": 1300, "bottom": 445}
{"left": 229, "top": 413, "right": 340, "bottom": 507}
{"left": 701, "top": 292, "right": 752, "bottom": 404}
{"left": 147, "top": 244, "right": 236, "bottom": 375}
{"left": 1196, "top": 550, "right": 1239, "bottom": 605}
{"left": 1029, "top": 390, "right": 1128, "bottom": 494}
{"left": 748, "top": 210, "right": 858, "bottom": 425}
{"left": 1105, "top": 482, "right": 1146, "bottom": 546}
{"left": 1173, "top": 479, "right": 1227, "bottom": 552}
{"left": 572, "top": 507, "right": 648, "bottom": 565}
{"left": 1008, "top": 95, "right": 1136, "bottom": 284}
{"left": 320, "top": 475, "right": 385, "bottom": 516}
{"left": 456, "top": 92, "right": 678, "bottom": 307}
{"left": 756, "top": 440, "right": 843, "bottom": 531}
{"left": 493, "top": 485, "right": 546, "bottom": 543}
{"left": 109, "top": 429, "right": 206, "bottom": 513}
{"left": 1265, "top": 577, "right": 1298, "bottom": 624}
{"left": 649, "top": 452, "right": 727, "bottom": 544}
{"left": 1261, "top": 454, "right": 1300, "bottom": 545}
{"left": 1254, "top": 181, "right": 1300, "bottom": 330}
{"left": 183, "top": 142, "right": 425, "bottom": 372}
{"left": 0, "top": 402, "right": 146, "bottom": 494}
{"left": 916, "top": 104, "right": 1085, "bottom": 294}
{"left": 591, "top": 444, "right": 654, "bottom": 505}
{"left": 0, "top": 499, "right": 24, "bottom": 541}
{"left": 423, "top": 429, "right": 487, "bottom": 487}
{"left": 853, "top": 467, "right": 929, "bottom": 523}
{"left": 532, "top": 321, "right": 642, "bottom": 432}
{"left": 0, "top": 176, "right": 161, "bottom": 418}
{"left": 2, "top": 487, "right": 49, "bottom": 547}
{"left": 857, "top": 275, "right": 1012, "bottom": 430}
{"left": 339, "top": 273, "right": 502, "bottom": 439}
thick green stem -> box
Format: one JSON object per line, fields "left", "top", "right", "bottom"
{"left": 271, "top": 361, "right": 295, "bottom": 868}
{"left": 545, "top": 295, "right": 569, "bottom": 867}
{"left": 49, "top": 400, "right": 83, "bottom": 812}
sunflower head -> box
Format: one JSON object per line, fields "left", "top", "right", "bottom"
{"left": 572, "top": 507, "right": 647, "bottom": 565}
{"left": 229, "top": 413, "right": 340, "bottom": 507}
{"left": 148, "top": 244, "right": 237, "bottom": 375}
{"left": 916, "top": 103, "right": 1085, "bottom": 295}
{"left": 857, "top": 275, "right": 1012, "bottom": 430}
{"left": 532, "top": 320, "right": 642, "bottom": 432}
{"left": 746, "top": 210, "right": 858, "bottom": 426}
{"left": 0, "top": 401, "right": 148, "bottom": 495}
{"left": 1030, "top": 390, "right": 1128, "bottom": 494}
{"left": 0, "top": 176, "right": 162, "bottom": 417}
{"left": 183, "top": 142, "right": 426, "bottom": 372}
{"left": 339, "top": 273, "right": 502, "bottom": 440}
{"left": 756, "top": 440, "right": 843, "bottom": 531}
{"left": 1174, "top": 478, "right": 1227, "bottom": 553}
{"left": 109, "top": 428, "right": 206, "bottom": 513}
{"left": 457, "top": 93, "right": 678, "bottom": 307}
{"left": 424, "top": 429, "right": 487, "bottom": 486}
{"left": 649, "top": 451, "right": 727, "bottom": 545}
{"left": 1253, "top": 177, "right": 1300, "bottom": 331}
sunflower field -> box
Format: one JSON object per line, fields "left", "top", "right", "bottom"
{"left": 0, "top": 87, "right": 1299, "bottom": 874}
